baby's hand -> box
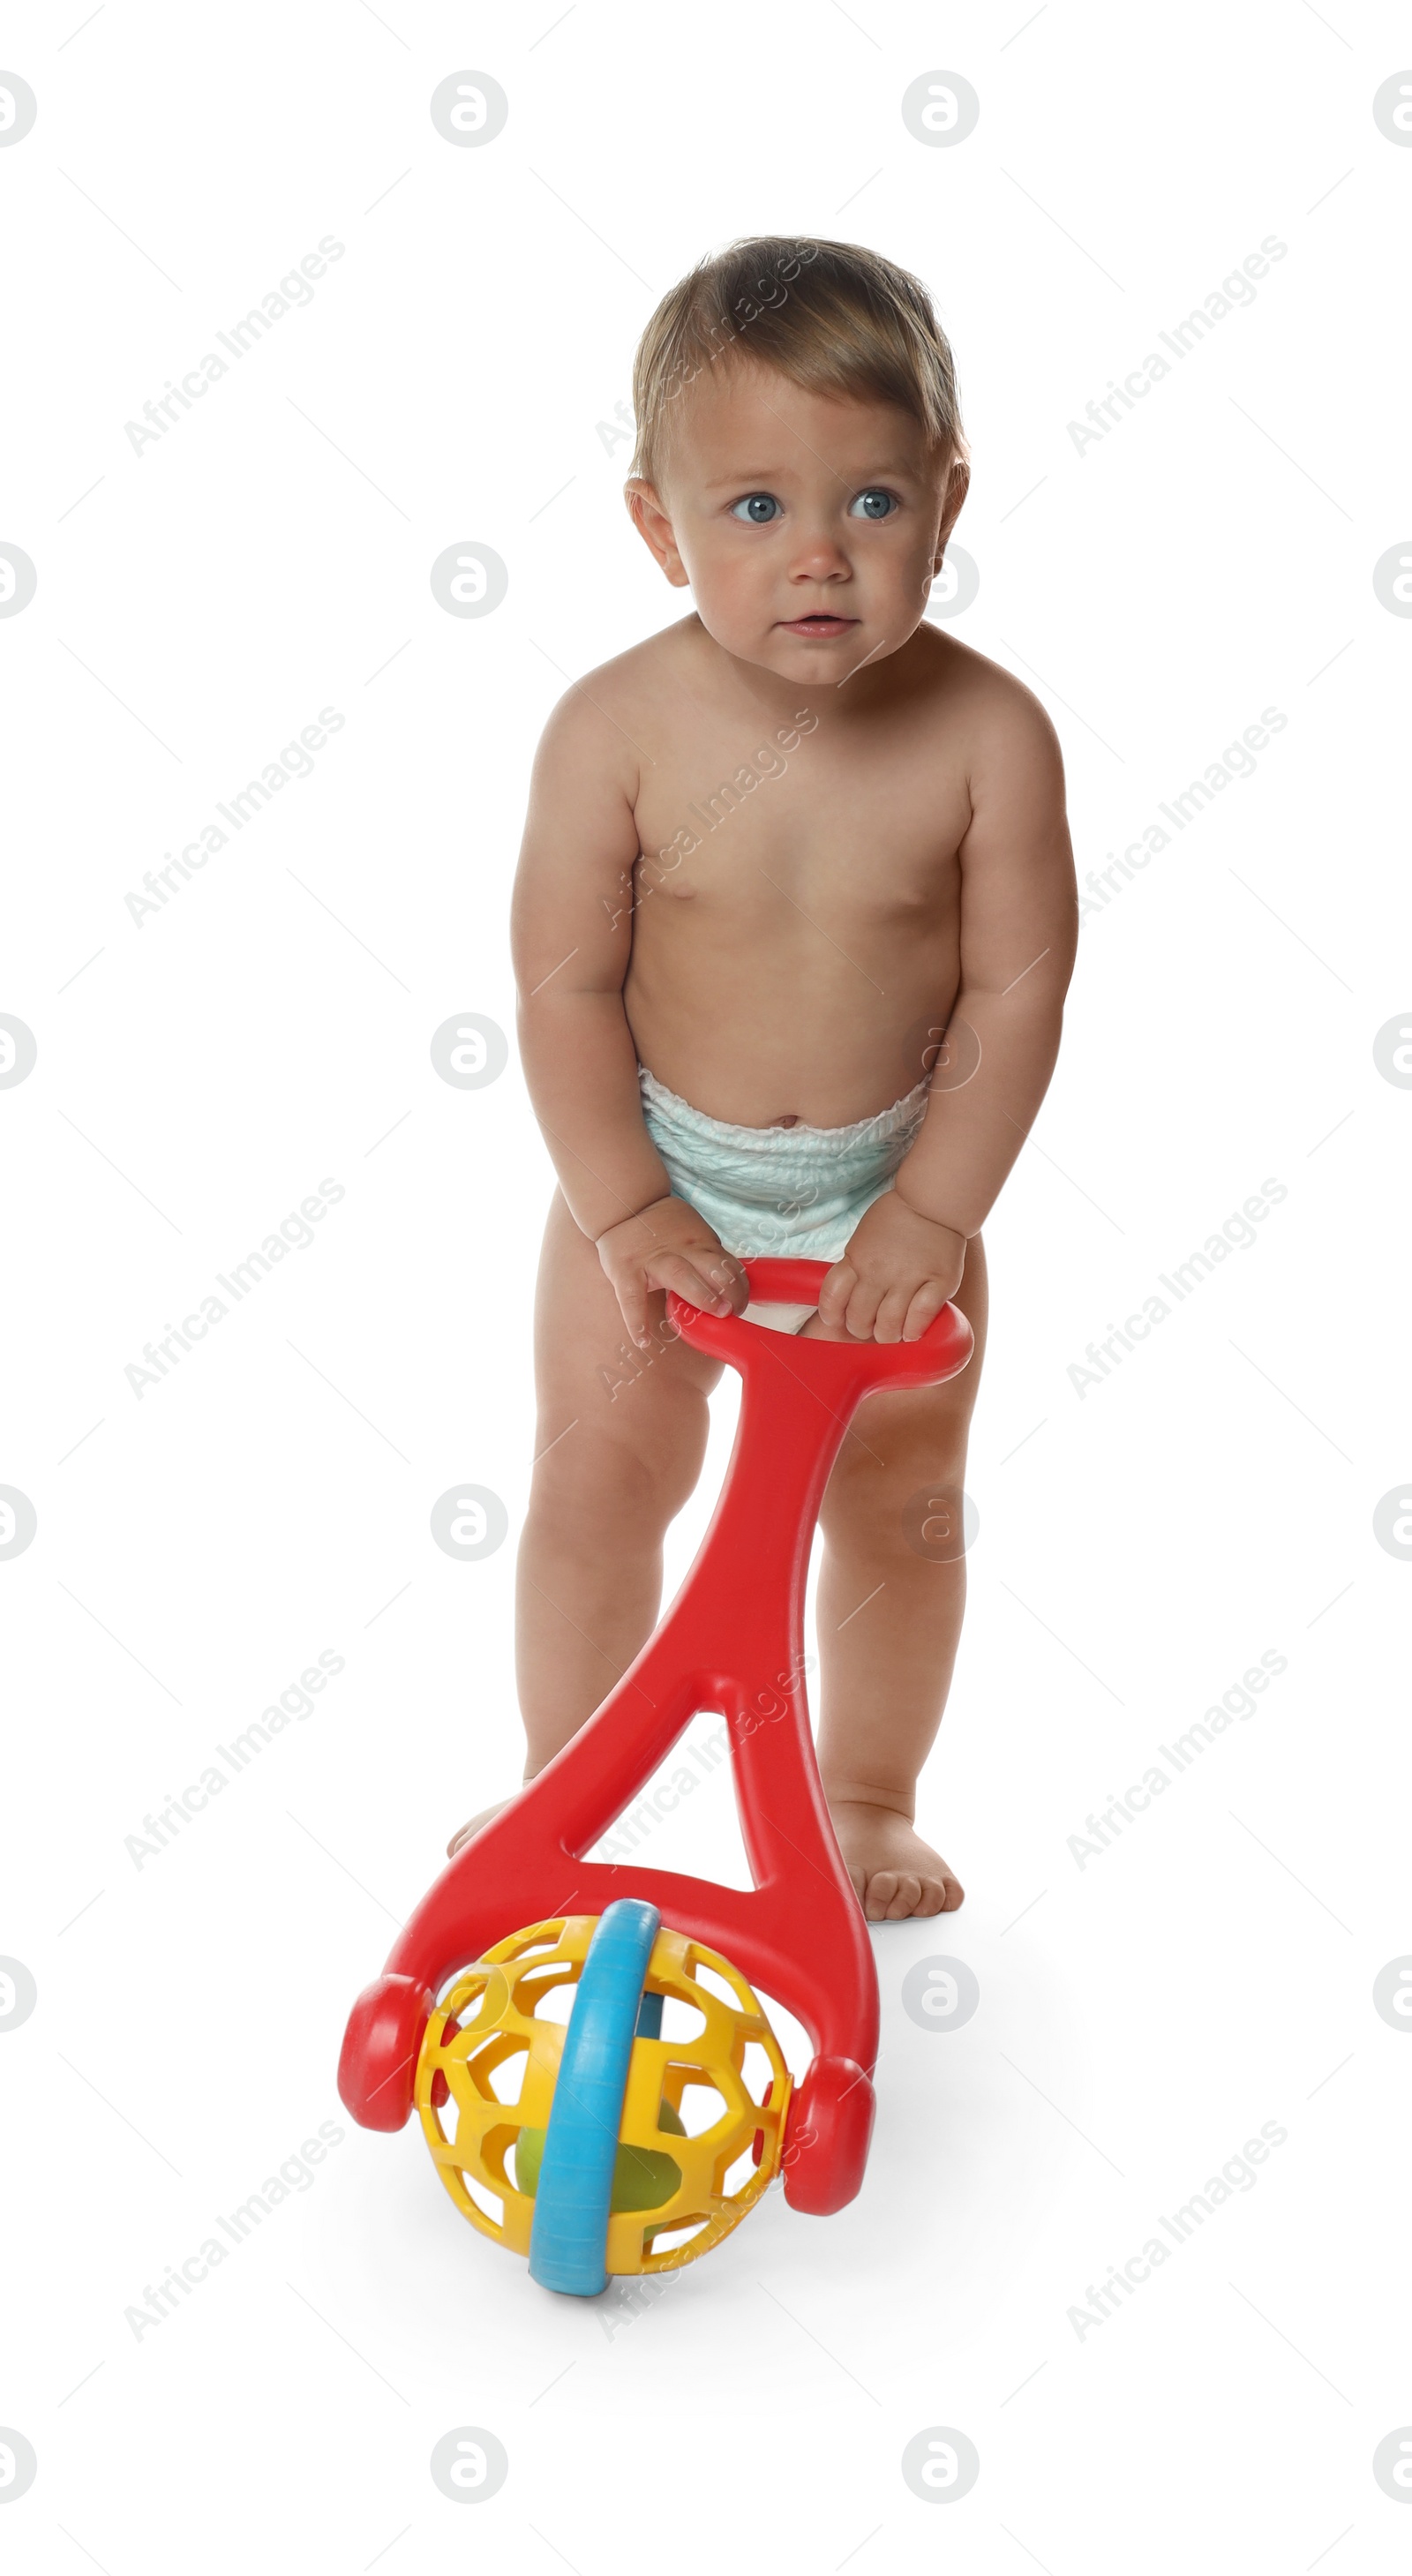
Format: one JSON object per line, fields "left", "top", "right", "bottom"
{"left": 596, "top": 1196, "right": 749, "bottom": 1349}
{"left": 813, "top": 1190, "right": 966, "bottom": 1344}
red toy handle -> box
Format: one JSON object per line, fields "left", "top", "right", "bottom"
{"left": 339, "top": 1259, "right": 973, "bottom": 2214}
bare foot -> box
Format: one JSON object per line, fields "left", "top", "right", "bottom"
{"left": 446, "top": 1798, "right": 512, "bottom": 1860}
{"left": 827, "top": 1799, "right": 964, "bottom": 1920}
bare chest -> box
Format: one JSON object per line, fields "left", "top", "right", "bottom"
{"left": 629, "top": 704, "right": 970, "bottom": 926}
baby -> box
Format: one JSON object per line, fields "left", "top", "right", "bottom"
{"left": 452, "top": 235, "right": 1077, "bottom": 1920}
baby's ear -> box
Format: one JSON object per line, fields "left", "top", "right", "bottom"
{"left": 623, "top": 477, "right": 666, "bottom": 524}
{"left": 623, "top": 480, "right": 687, "bottom": 584}
{"left": 623, "top": 478, "right": 674, "bottom": 548}
{"left": 937, "top": 452, "right": 970, "bottom": 547}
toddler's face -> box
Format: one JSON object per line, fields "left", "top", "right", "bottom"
{"left": 626, "top": 359, "right": 966, "bottom": 686}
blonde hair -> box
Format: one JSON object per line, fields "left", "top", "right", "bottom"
{"left": 629, "top": 235, "right": 967, "bottom": 495}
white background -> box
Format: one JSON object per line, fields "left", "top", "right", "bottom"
{"left": 3, "top": 2, "right": 1410, "bottom": 2567}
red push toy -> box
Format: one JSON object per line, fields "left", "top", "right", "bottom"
{"left": 338, "top": 1258, "right": 973, "bottom": 2292}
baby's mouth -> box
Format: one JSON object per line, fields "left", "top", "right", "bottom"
{"left": 777, "top": 613, "right": 859, "bottom": 635}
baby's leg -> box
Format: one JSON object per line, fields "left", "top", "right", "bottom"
{"left": 812, "top": 1235, "right": 988, "bottom": 1919}
{"left": 448, "top": 1186, "right": 722, "bottom": 1852}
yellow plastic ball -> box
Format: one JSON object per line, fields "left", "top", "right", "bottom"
{"left": 415, "top": 1915, "right": 791, "bottom": 2276}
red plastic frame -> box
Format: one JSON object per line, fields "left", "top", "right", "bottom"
{"left": 338, "top": 1258, "right": 973, "bottom": 2216}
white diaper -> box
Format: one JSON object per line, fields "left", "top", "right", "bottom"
{"left": 637, "top": 1063, "right": 931, "bottom": 1260}
{"left": 740, "top": 1299, "right": 818, "bottom": 1335}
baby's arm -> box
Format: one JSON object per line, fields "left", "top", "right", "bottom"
{"left": 510, "top": 687, "right": 747, "bottom": 1345}
{"left": 817, "top": 680, "right": 1078, "bottom": 1342}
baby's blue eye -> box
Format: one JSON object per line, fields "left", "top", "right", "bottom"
{"left": 730, "top": 493, "right": 781, "bottom": 523}
{"left": 850, "top": 488, "right": 898, "bottom": 520}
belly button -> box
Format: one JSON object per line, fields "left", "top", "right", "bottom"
{"left": 771, "top": 1113, "right": 800, "bottom": 1128}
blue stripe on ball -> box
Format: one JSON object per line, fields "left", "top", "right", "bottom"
{"left": 528, "top": 1899, "right": 661, "bottom": 2296}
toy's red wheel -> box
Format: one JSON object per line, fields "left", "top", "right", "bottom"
{"left": 338, "top": 1973, "right": 432, "bottom": 2131}
{"left": 782, "top": 2055, "right": 875, "bottom": 2213}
